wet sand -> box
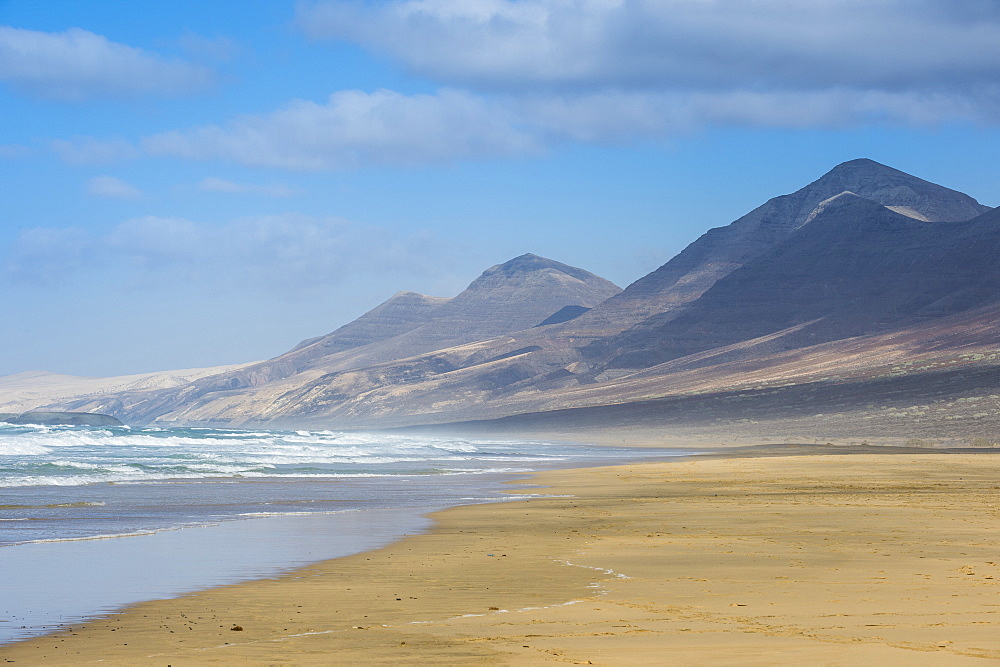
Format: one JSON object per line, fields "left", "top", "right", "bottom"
{"left": 3, "top": 450, "right": 999, "bottom": 664}
{"left": 0, "top": 508, "right": 433, "bottom": 645}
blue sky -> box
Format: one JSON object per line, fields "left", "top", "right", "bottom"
{"left": 1, "top": 0, "right": 998, "bottom": 377}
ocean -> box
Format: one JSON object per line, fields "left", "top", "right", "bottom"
{"left": 0, "top": 422, "right": 690, "bottom": 644}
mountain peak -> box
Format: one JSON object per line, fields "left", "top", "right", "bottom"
{"left": 805, "top": 159, "right": 988, "bottom": 224}
{"left": 471, "top": 253, "right": 613, "bottom": 287}
{"left": 826, "top": 157, "right": 894, "bottom": 175}
{"left": 818, "top": 158, "right": 918, "bottom": 187}
{"left": 493, "top": 253, "right": 568, "bottom": 273}
{"left": 390, "top": 290, "right": 444, "bottom": 302}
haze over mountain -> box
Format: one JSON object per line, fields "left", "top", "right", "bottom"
{"left": 13, "top": 159, "right": 1000, "bottom": 444}
{"left": 328, "top": 253, "right": 621, "bottom": 368}
{"left": 253, "top": 252, "right": 620, "bottom": 379}
{"left": 0, "top": 364, "right": 256, "bottom": 415}
{"left": 48, "top": 254, "right": 620, "bottom": 424}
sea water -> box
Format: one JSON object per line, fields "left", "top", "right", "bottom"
{"left": 0, "top": 422, "right": 690, "bottom": 644}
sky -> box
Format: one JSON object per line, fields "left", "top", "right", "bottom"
{"left": 1, "top": 0, "right": 998, "bottom": 377}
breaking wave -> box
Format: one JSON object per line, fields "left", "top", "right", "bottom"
{"left": 0, "top": 423, "right": 582, "bottom": 488}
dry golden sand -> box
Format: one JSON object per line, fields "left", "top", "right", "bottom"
{"left": 3, "top": 451, "right": 1000, "bottom": 665}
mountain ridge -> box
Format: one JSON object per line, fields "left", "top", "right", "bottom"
{"left": 595, "top": 196, "right": 1000, "bottom": 370}
{"left": 47, "top": 253, "right": 621, "bottom": 424}
{"left": 557, "top": 158, "right": 991, "bottom": 337}
{"left": 19, "top": 159, "right": 1000, "bottom": 442}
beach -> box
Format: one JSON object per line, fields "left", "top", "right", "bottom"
{"left": 3, "top": 447, "right": 999, "bottom": 664}
{"left": 0, "top": 424, "right": 690, "bottom": 645}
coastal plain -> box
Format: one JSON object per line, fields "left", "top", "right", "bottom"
{"left": 4, "top": 448, "right": 999, "bottom": 665}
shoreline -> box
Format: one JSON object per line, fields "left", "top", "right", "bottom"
{"left": 0, "top": 440, "right": 695, "bottom": 647}
{"left": 4, "top": 446, "right": 1000, "bottom": 663}
{"left": 0, "top": 507, "right": 436, "bottom": 646}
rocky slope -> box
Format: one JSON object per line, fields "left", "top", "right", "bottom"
{"left": 174, "top": 290, "right": 455, "bottom": 396}
{"left": 324, "top": 253, "right": 620, "bottom": 368}
{"left": 291, "top": 291, "right": 452, "bottom": 356}
{"left": 593, "top": 195, "right": 1000, "bottom": 370}
{"left": 558, "top": 158, "right": 990, "bottom": 337}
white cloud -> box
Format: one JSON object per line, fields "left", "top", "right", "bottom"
{"left": 84, "top": 85, "right": 991, "bottom": 171}
{"left": 86, "top": 175, "right": 142, "bottom": 199}
{"left": 3, "top": 214, "right": 445, "bottom": 293}
{"left": 0, "top": 144, "right": 33, "bottom": 158}
{"left": 197, "top": 177, "right": 303, "bottom": 197}
{"left": 298, "top": 0, "right": 1000, "bottom": 93}
{"left": 0, "top": 26, "right": 213, "bottom": 101}
{"left": 140, "top": 88, "right": 537, "bottom": 169}
{"left": 518, "top": 88, "right": 998, "bottom": 142}
{"left": 3, "top": 227, "right": 93, "bottom": 286}
{"left": 50, "top": 136, "right": 139, "bottom": 165}
{"left": 177, "top": 31, "right": 239, "bottom": 62}
{"left": 38, "top": 1, "right": 1000, "bottom": 172}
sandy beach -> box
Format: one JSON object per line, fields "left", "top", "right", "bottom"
{"left": 3, "top": 447, "right": 999, "bottom": 665}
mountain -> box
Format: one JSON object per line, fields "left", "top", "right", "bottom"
{"left": 24, "top": 160, "right": 1000, "bottom": 443}
{"left": 203, "top": 290, "right": 455, "bottom": 391}
{"left": 230, "top": 199, "right": 1000, "bottom": 431}
{"left": 595, "top": 195, "right": 1000, "bottom": 370}
{"left": 0, "top": 411, "right": 122, "bottom": 426}
{"left": 560, "top": 158, "right": 990, "bottom": 337}
{"left": 177, "top": 161, "right": 995, "bottom": 429}
{"left": 290, "top": 291, "right": 452, "bottom": 355}
{"left": 223, "top": 252, "right": 620, "bottom": 382}
{"left": 265, "top": 252, "right": 620, "bottom": 377}
{"left": 0, "top": 364, "right": 256, "bottom": 414}
{"left": 327, "top": 253, "right": 620, "bottom": 368}
{"left": 49, "top": 254, "right": 620, "bottom": 424}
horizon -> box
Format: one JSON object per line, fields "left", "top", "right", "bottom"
{"left": 2, "top": 1, "right": 999, "bottom": 378}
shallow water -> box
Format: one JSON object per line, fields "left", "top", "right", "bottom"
{"left": 0, "top": 424, "right": 691, "bottom": 644}
{"left": 0, "top": 507, "right": 433, "bottom": 644}
{"left": 0, "top": 424, "right": 665, "bottom": 545}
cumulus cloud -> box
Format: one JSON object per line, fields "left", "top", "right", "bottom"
{"left": 0, "top": 26, "right": 213, "bottom": 101}
{"left": 298, "top": 0, "right": 1000, "bottom": 93}
{"left": 3, "top": 214, "right": 444, "bottom": 292}
{"left": 140, "top": 88, "right": 537, "bottom": 169}
{"left": 197, "top": 177, "right": 303, "bottom": 197}
{"left": 86, "top": 175, "right": 142, "bottom": 199}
